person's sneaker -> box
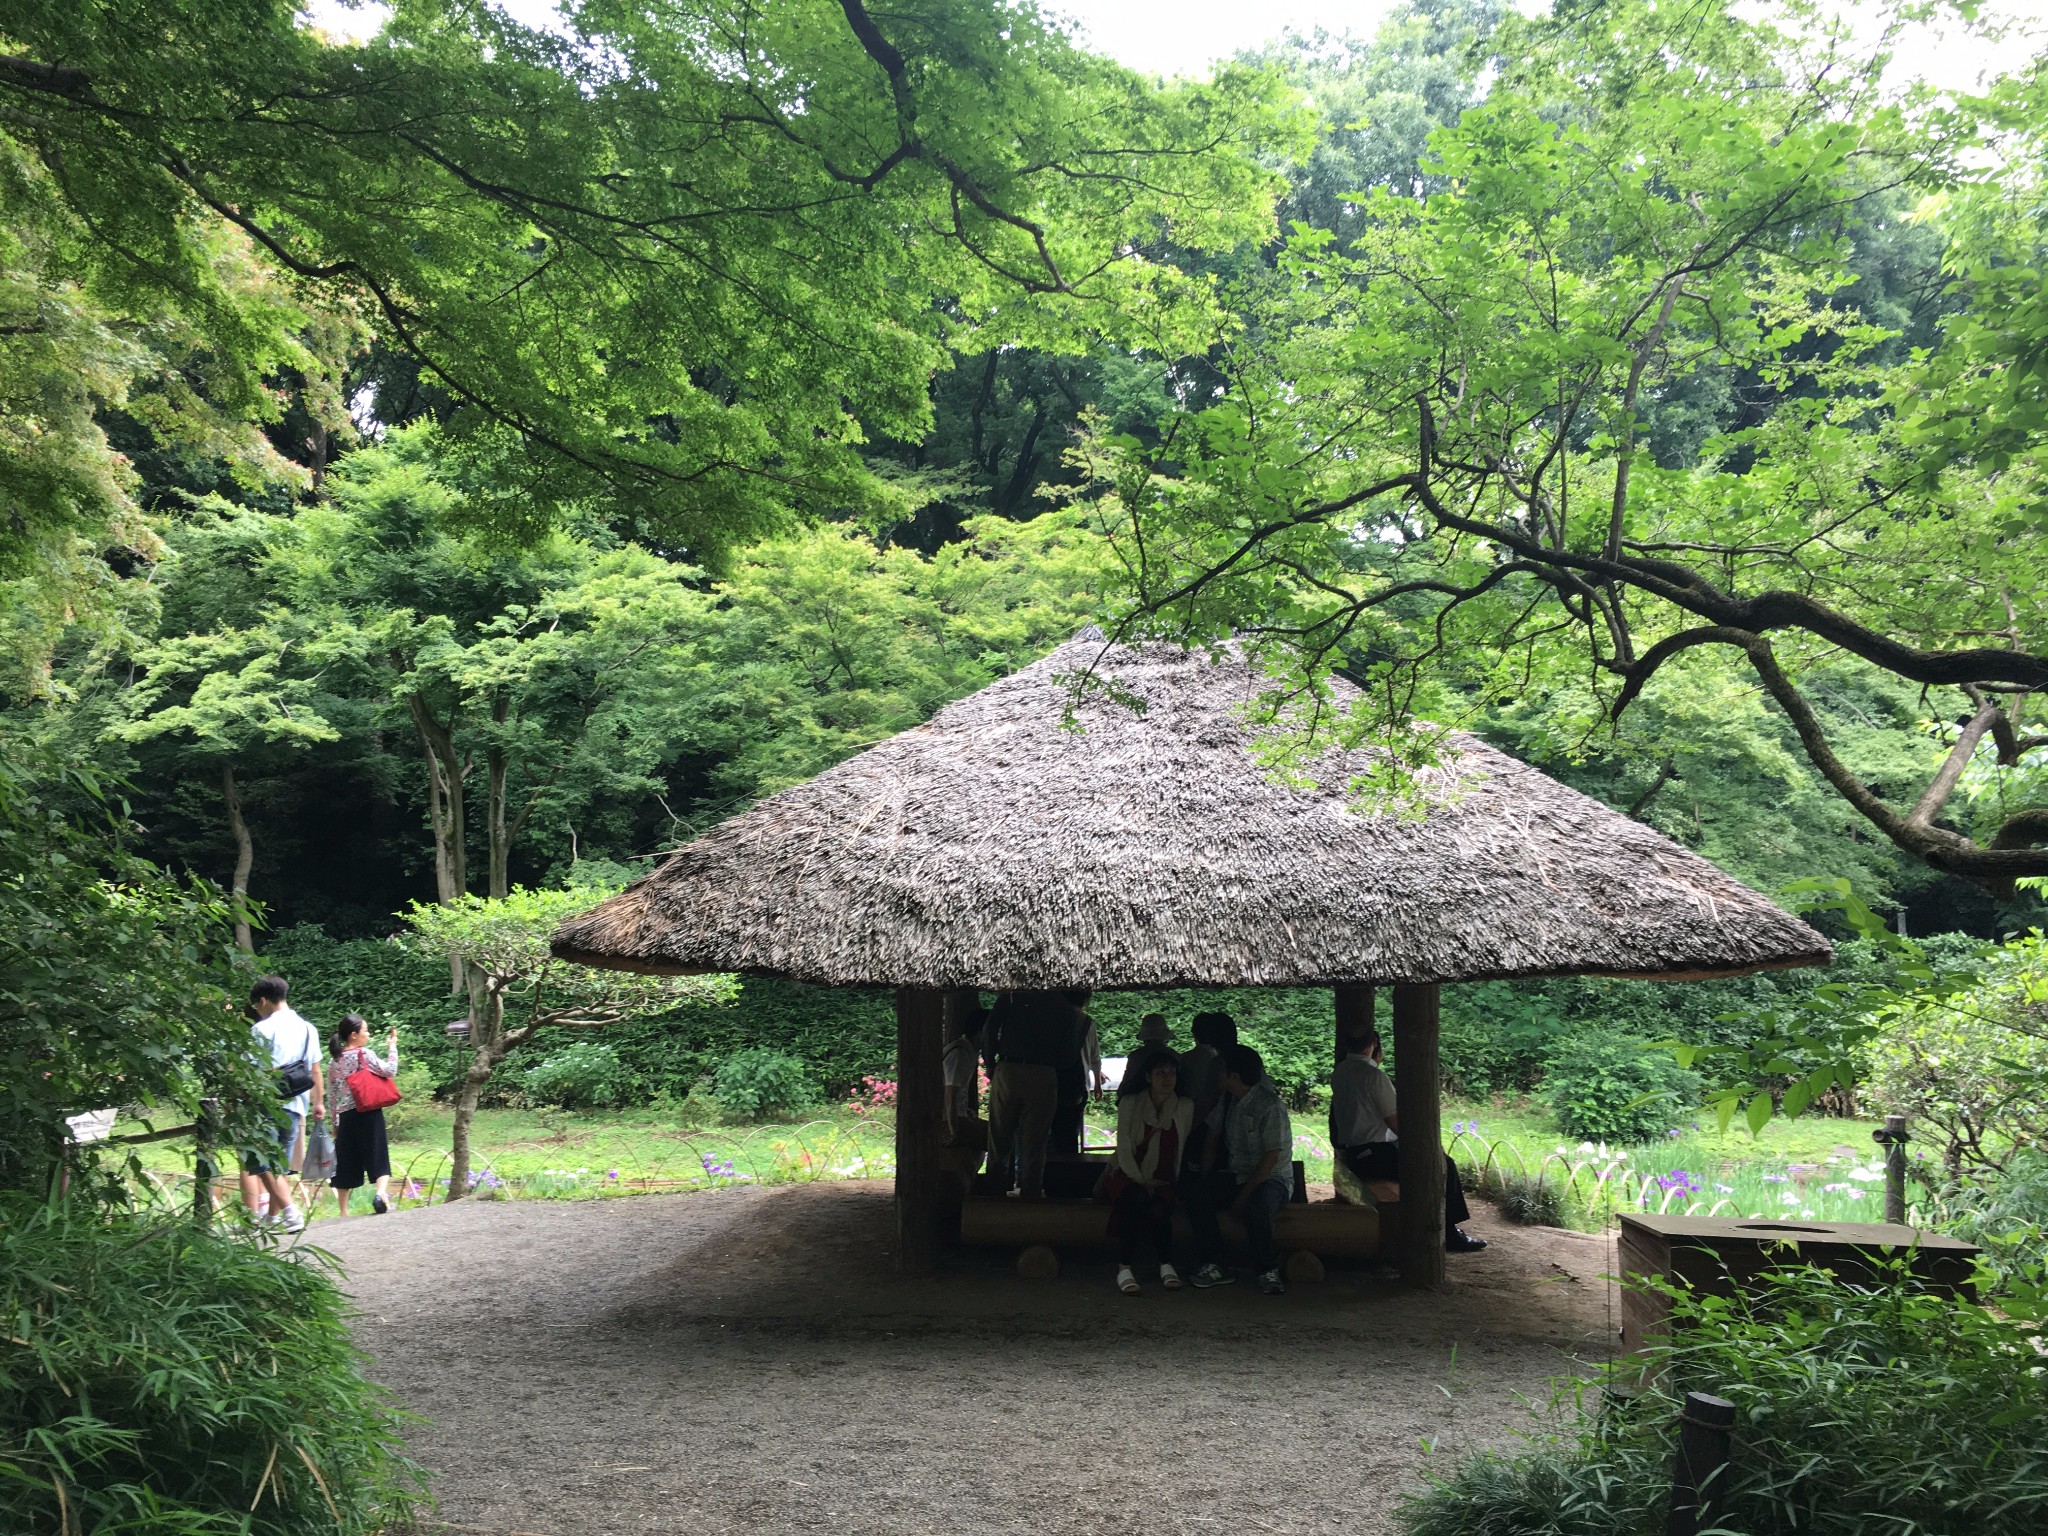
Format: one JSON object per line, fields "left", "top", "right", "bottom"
{"left": 1116, "top": 1265, "right": 1141, "bottom": 1295}
{"left": 1446, "top": 1227, "right": 1489, "bottom": 1253}
{"left": 1159, "top": 1263, "right": 1184, "bottom": 1291}
{"left": 1256, "top": 1268, "right": 1287, "bottom": 1295}
{"left": 372, "top": 1196, "right": 389, "bottom": 1215}
{"left": 1189, "top": 1263, "right": 1234, "bottom": 1288}
{"left": 276, "top": 1205, "right": 306, "bottom": 1235}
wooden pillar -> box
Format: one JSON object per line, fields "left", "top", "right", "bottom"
{"left": 894, "top": 986, "right": 947, "bottom": 1275}
{"left": 1392, "top": 982, "right": 1446, "bottom": 1289}
{"left": 1334, "top": 984, "right": 1375, "bottom": 1067}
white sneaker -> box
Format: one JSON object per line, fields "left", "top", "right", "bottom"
{"left": 277, "top": 1205, "right": 306, "bottom": 1234}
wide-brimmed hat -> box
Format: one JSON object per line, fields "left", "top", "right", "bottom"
{"left": 1137, "top": 1013, "right": 1172, "bottom": 1046}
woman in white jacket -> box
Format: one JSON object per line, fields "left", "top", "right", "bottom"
{"left": 1105, "top": 1049, "right": 1194, "bottom": 1294}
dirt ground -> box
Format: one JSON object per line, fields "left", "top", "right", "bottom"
{"left": 315, "top": 1184, "right": 1623, "bottom": 1536}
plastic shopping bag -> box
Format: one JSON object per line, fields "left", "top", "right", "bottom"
{"left": 304, "top": 1116, "right": 337, "bottom": 1183}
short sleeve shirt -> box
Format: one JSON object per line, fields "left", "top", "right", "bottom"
{"left": 1222, "top": 1080, "right": 1294, "bottom": 1196}
{"left": 253, "top": 1006, "right": 321, "bottom": 1117}
{"left": 1330, "top": 1054, "right": 1398, "bottom": 1146}
{"left": 943, "top": 1034, "right": 980, "bottom": 1112}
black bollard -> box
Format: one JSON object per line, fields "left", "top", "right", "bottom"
{"left": 1665, "top": 1391, "right": 1737, "bottom": 1536}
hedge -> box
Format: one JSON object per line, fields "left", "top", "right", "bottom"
{"left": 258, "top": 924, "right": 1884, "bottom": 1109}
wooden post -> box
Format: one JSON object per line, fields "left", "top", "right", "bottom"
{"left": 894, "top": 986, "right": 946, "bottom": 1275}
{"left": 1664, "top": 1391, "right": 1737, "bottom": 1536}
{"left": 1874, "top": 1113, "right": 1909, "bottom": 1225}
{"left": 193, "top": 1097, "right": 220, "bottom": 1223}
{"left": 1392, "top": 983, "right": 1445, "bottom": 1288}
{"left": 1334, "top": 984, "right": 1375, "bottom": 1067}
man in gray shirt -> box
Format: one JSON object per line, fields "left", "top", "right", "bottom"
{"left": 1185, "top": 1043, "right": 1294, "bottom": 1293}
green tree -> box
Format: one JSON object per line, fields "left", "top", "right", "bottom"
{"left": 278, "top": 427, "right": 718, "bottom": 911}
{"left": 1090, "top": 0, "right": 2048, "bottom": 889}
{"left": 0, "top": 744, "right": 272, "bottom": 1199}
{"left": 0, "top": 0, "right": 1294, "bottom": 556}
{"left": 401, "top": 886, "right": 735, "bottom": 1198}
{"left": 110, "top": 505, "right": 344, "bottom": 948}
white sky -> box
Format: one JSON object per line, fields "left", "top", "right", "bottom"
{"left": 305, "top": 0, "right": 2048, "bottom": 91}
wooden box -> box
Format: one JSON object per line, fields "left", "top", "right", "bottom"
{"left": 1617, "top": 1213, "right": 1978, "bottom": 1355}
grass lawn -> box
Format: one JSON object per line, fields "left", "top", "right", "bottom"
{"left": 1435, "top": 1094, "right": 1902, "bottom": 1230}
{"left": 132, "top": 1094, "right": 1905, "bottom": 1230}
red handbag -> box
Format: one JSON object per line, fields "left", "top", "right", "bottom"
{"left": 346, "top": 1058, "right": 401, "bottom": 1112}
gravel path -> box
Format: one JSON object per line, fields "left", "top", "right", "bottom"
{"left": 315, "top": 1184, "right": 1619, "bottom": 1536}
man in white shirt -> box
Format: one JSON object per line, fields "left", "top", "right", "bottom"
{"left": 1329, "top": 1027, "right": 1486, "bottom": 1254}
{"left": 942, "top": 1007, "right": 987, "bottom": 1142}
{"left": 243, "top": 974, "right": 324, "bottom": 1233}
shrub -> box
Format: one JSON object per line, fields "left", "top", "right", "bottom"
{"left": 0, "top": 1196, "right": 426, "bottom": 1534}
{"left": 1399, "top": 1260, "right": 2048, "bottom": 1536}
{"left": 1866, "top": 934, "right": 2048, "bottom": 1180}
{"left": 379, "top": 1057, "right": 443, "bottom": 1138}
{"left": 1544, "top": 1029, "right": 1700, "bottom": 1144}
{"left": 520, "top": 1042, "right": 629, "bottom": 1109}
{"left": 1934, "top": 1150, "right": 2048, "bottom": 1290}
{"left": 1490, "top": 1170, "right": 1567, "bottom": 1227}
{"left": 714, "top": 1048, "right": 815, "bottom": 1121}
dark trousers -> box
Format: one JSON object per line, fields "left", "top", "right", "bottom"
{"left": 1339, "top": 1142, "right": 1471, "bottom": 1226}
{"left": 1111, "top": 1181, "right": 1176, "bottom": 1266}
{"left": 1184, "top": 1168, "right": 1288, "bottom": 1272}
{"left": 1049, "top": 1063, "right": 1086, "bottom": 1157}
{"left": 333, "top": 1107, "right": 391, "bottom": 1190}
{"left": 987, "top": 1062, "right": 1057, "bottom": 1196}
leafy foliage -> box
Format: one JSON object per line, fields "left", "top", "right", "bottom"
{"left": 1093, "top": 0, "right": 2048, "bottom": 888}
{"left": 1400, "top": 1260, "right": 2048, "bottom": 1536}
{"left": 713, "top": 1049, "right": 817, "bottom": 1123}
{"left": 0, "top": 0, "right": 1291, "bottom": 554}
{"left": 1867, "top": 933, "right": 2048, "bottom": 1178}
{"left": 0, "top": 1195, "right": 426, "bottom": 1534}
{"left": 519, "top": 1042, "right": 628, "bottom": 1111}
{"left": 1542, "top": 1032, "right": 1701, "bottom": 1145}
{"left": 0, "top": 743, "right": 271, "bottom": 1197}
{"left": 1934, "top": 1150, "right": 2048, "bottom": 1290}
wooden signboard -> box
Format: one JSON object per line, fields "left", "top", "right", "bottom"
{"left": 1618, "top": 1213, "right": 1979, "bottom": 1355}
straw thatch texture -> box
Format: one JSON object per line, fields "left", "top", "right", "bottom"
{"left": 553, "top": 635, "right": 1830, "bottom": 988}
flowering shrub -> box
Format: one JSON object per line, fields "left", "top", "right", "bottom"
{"left": 847, "top": 1075, "right": 898, "bottom": 1118}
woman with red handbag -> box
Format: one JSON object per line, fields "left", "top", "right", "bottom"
{"left": 327, "top": 1014, "right": 401, "bottom": 1216}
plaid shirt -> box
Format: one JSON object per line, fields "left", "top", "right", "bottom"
{"left": 1223, "top": 1079, "right": 1293, "bottom": 1196}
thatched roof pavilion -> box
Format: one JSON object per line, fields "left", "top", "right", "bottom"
{"left": 556, "top": 633, "right": 1830, "bottom": 1282}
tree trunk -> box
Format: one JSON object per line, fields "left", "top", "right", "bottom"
{"left": 406, "top": 692, "right": 468, "bottom": 991}
{"left": 487, "top": 695, "right": 510, "bottom": 900}
{"left": 221, "top": 763, "right": 255, "bottom": 952}
{"left": 446, "top": 975, "right": 505, "bottom": 1202}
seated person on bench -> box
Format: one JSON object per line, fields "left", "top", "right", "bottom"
{"left": 1185, "top": 1044, "right": 1294, "bottom": 1295}
{"left": 943, "top": 1006, "right": 988, "bottom": 1143}
{"left": 1105, "top": 1047, "right": 1192, "bottom": 1296}
{"left": 1330, "top": 1027, "right": 1487, "bottom": 1254}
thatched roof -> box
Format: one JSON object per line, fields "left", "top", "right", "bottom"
{"left": 553, "top": 634, "right": 1831, "bottom": 989}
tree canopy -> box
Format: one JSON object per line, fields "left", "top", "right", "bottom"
{"left": 1090, "top": 0, "right": 2048, "bottom": 892}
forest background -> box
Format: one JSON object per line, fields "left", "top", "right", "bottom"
{"left": 7, "top": 0, "right": 2048, "bottom": 1148}
{"left": 8, "top": 3, "right": 2048, "bottom": 1530}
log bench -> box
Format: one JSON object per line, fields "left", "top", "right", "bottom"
{"left": 958, "top": 1195, "right": 1384, "bottom": 1261}
{"left": 1331, "top": 1153, "right": 1403, "bottom": 1212}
